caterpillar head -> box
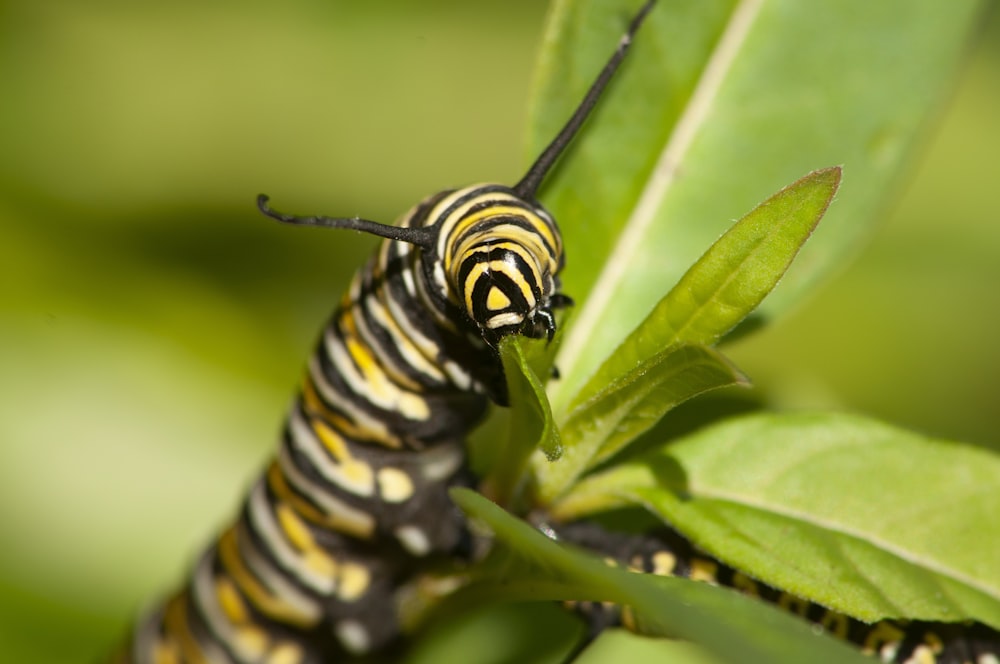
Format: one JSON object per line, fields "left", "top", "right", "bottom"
{"left": 443, "top": 195, "right": 568, "bottom": 345}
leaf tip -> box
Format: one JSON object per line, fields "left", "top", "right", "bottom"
{"left": 811, "top": 165, "right": 843, "bottom": 195}
{"left": 541, "top": 439, "right": 564, "bottom": 462}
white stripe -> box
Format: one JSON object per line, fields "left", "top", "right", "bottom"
{"left": 308, "top": 355, "right": 394, "bottom": 444}
{"left": 394, "top": 240, "right": 417, "bottom": 297}
{"left": 247, "top": 481, "right": 335, "bottom": 594}
{"left": 191, "top": 550, "right": 245, "bottom": 662}
{"left": 323, "top": 325, "right": 428, "bottom": 420}
{"left": 350, "top": 282, "right": 429, "bottom": 389}
{"left": 335, "top": 620, "right": 372, "bottom": 655}
{"left": 343, "top": 272, "right": 423, "bottom": 390}
{"left": 287, "top": 408, "right": 376, "bottom": 501}
{"left": 394, "top": 525, "right": 432, "bottom": 557}
{"left": 278, "top": 420, "right": 375, "bottom": 530}
{"left": 365, "top": 291, "right": 446, "bottom": 383}
{"left": 432, "top": 186, "right": 514, "bottom": 259}
{"left": 417, "top": 442, "right": 464, "bottom": 482}
{"left": 385, "top": 279, "right": 474, "bottom": 390}
{"left": 487, "top": 312, "right": 523, "bottom": 329}
{"left": 132, "top": 604, "right": 169, "bottom": 664}
{"left": 234, "top": 524, "right": 324, "bottom": 622}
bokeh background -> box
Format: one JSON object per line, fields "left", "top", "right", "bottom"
{"left": 0, "top": 1, "right": 997, "bottom": 662}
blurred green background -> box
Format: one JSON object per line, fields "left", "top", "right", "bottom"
{"left": 0, "top": 1, "right": 997, "bottom": 662}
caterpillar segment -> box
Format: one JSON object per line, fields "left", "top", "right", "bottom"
{"left": 551, "top": 521, "right": 1000, "bottom": 664}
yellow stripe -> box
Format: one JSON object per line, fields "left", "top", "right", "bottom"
{"left": 301, "top": 380, "right": 356, "bottom": 439}
{"left": 304, "top": 367, "right": 402, "bottom": 448}
{"left": 234, "top": 626, "right": 269, "bottom": 660}
{"left": 217, "top": 527, "right": 318, "bottom": 628}
{"left": 337, "top": 562, "right": 372, "bottom": 602}
{"left": 272, "top": 501, "right": 341, "bottom": 581}
{"left": 347, "top": 287, "right": 425, "bottom": 391}
{"left": 310, "top": 419, "right": 376, "bottom": 497}
{"left": 651, "top": 551, "right": 677, "bottom": 576}
{"left": 621, "top": 605, "right": 637, "bottom": 632}
{"left": 457, "top": 227, "right": 551, "bottom": 277}
{"left": 162, "top": 593, "right": 210, "bottom": 664}
{"left": 453, "top": 239, "right": 544, "bottom": 311}
{"left": 462, "top": 262, "right": 491, "bottom": 315}
{"left": 487, "top": 252, "right": 538, "bottom": 301}
{"left": 152, "top": 641, "right": 181, "bottom": 664}
{"left": 376, "top": 466, "right": 414, "bottom": 503}
{"left": 339, "top": 313, "right": 430, "bottom": 420}
{"left": 364, "top": 288, "right": 446, "bottom": 383}
{"left": 267, "top": 461, "right": 374, "bottom": 539}
{"left": 689, "top": 558, "right": 719, "bottom": 584}
{"left": 268, "top": 642, "right": 305, "bottom": 664}
{"left": 215, "top": 576, "right": 249, "bottom": 625}
{"left": 443, "top": 202, "right": 557, "bottom": 273}
{"left": 449, "top": 218, "right": 556, "bottom": 282}
{"left": 433, "top": 188, "right": 516, "bottom": 257}
{"left": 862, "top": 622, "right": 905, "bottom": 655}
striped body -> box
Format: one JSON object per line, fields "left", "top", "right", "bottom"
{"left": 122, "top": 184, "right": 565, "bottom": 663}
{"left": 554, "top": 522, "right": 1000, "bottom": 664}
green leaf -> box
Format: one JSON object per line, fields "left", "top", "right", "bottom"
{"left": 450, "top": 488, "right": 871, "bottom": 664}
{"left": 487, "top": 337, "right": 562, "bottom": 506}
{"left": 573, "top": 630, "right": 722, "bottom": 664}
{"left": 563, "top": 167, "right": 838, "bottom": 415}
{"left": 404, "top": 602, "right": 581, "bottom": 664}
{"left": 554, "top": 412, "right": 1000, "bottom": 628}
{"left": 528, "top": 0, "right": 986, "bottom": 413}
{"left": 536, "top": 343, "right": 749, "bottom": 504}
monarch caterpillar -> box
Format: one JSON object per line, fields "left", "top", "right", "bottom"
{"left": 113, "top": 1, "right": 999, "bottom": 663}
{"left": 117, "top": 2, "right": 653, "bottom": 662}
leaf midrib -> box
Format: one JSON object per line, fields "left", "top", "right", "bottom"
{"left": 551, "top": 0, "right": 766, "bottom": 407}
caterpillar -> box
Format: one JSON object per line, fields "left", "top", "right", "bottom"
{"left": 117, "top": 2, "right": 654, "bottom": 662}
{"left": 114, "top": 1, "right": 999, "bottom": 663}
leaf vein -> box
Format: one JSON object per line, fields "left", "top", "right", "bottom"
{"left": 553, "top": 0, "right": 766, "bottom": 395}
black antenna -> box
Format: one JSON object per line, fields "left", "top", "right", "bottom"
{"left": 514, "top": 0, "right": 656, "bottom": 200}
{"left": 257, "top": 195, "right": 436, "bottom": 249}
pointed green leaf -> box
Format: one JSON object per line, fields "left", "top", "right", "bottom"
{"left": 554, "top": 413, "right": 1000, "bottom": 629}
{"left": 573, "top": 630, "right": 722, "bottom": 664}
{"left": 563, "top": 167, "right": 838, "bottom": 415}
{"left": 529, "top": 0, "right": 986, "bottom": 412}
{"left": 488, "top": 337, "right": 561, "bottom": 505}
{"left": 405, "top": 603, "right": 581, "bottom": 664}
{"left": 536, "top": 343, "right": 749, "bottom": 504}
{"left": 450, "top": 488, "right": 871, "bottom": 664}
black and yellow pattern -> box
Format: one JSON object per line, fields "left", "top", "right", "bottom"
{"left": 553, "top": 521, "right": 1000, "bottom": 664}
{"left": 124, "top": 185, "right": 566, "bottom": 662}
{"left": 119, "top": 2, "right": 655, "bottom": 662}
